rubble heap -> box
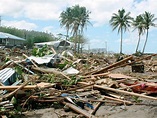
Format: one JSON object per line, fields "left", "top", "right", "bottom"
{"left": 1, "top": 47, "right": 157, "bottom": 118}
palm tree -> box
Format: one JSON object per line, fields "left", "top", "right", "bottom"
{"left": 132, "top": 15, "right": 145, "bottom": 53}
{"left": 71, "top": 5, "right": 91, "bottom": 53}
{"left": 142, "top": 11, "right": 157, "bottom": 53}
{"left": 109, "top": 8, "right": 133, "bottom": 54}
{"left": 60, "top": 5, "right": 91, "bottom": 53}
{"left": 60, "top": 7, "right": 72, "bottom": 40}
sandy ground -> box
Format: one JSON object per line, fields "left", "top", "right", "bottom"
{"left": 22, "top": 100, "right": 157, "bottom": 118}
{"left": 22, "top": 65, "right": 157, "bottom": 118}
{"left": 96, "top": 100, "right": 157, "bottom": 118}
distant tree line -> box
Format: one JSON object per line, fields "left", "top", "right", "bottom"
{"left": 0, "top": 26, "right": 56, "bottom": 48}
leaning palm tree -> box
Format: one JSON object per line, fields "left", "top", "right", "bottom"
{"left": 132, "top": 15, "right": 145, "bottom": 53}
{"left": 142, "top": 11, "right": 157, "bottom": 53}
{"left": 110, "top": 9, "right": 133, "bottom": 54}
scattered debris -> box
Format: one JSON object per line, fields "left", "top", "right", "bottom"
{"left": 1, "top": 47, "right": 157, "bottom": 118}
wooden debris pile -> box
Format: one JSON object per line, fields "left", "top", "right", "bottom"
{"left": 0, "top": 47, "right": 157, "bottom": 118}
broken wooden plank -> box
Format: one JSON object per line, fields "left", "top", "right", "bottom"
{"left": 108, "top": 73, "right": 133, "bottom": 79}
{"left": 0, "top": 79, "right": 31, "bottom": 102}
{"left": 78, "top": 82, "right": 157, "bottom": 100}
{"left": 0, "top": 82, "right": 54, "bottom": 90}
{"left": 80, "top": 72, "right": 110, "bottom": 78}
{"left": 23, "top": 53, "right": 38, "bottom": 68}
{"left": 90, "top": 96, "right": 104, "bottom": 115}
{"left": 62, "top": 101, "right": 96, "bottom": 118}
{"left": 51, "top": 47, "right": 57, "bottom": 54}
{"left": 11, "top": 59, "right": 35, "bottom": 75}
{"left": 0, "top": 85, "right": 37, "bottom": 90}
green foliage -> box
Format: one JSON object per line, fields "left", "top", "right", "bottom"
{"left": 58, "top": 76, "right": 81, "bottom": 86}
{"left": 57, "top": 60, "right": 69, "bottom": 69}
{"left": 132, "top": 96, "right": 142, "bottom": 103}
{"left": 0, "top": 107, "right": 6, "bottom": 111}
{"left": 6, "top": 97, "right": 22, "bottom": 118}
{"left": 5, "top": 56, "right": 10, "bottom": 62}
{"left": 31, "top": 45, "right": 52, "bottom": 57}
{"left": 33, "top": 35, "right": 52, "bottom": 43}
{"left": 11, "top": 96, "right": 17, "bottom": 105}
{"left": 41, "top": 74, "right": 81, "bottom": 86}
{"left": 42, "top": 74, "right": 56, "bottom": 83}
{"left": 15, "top": 66, "right": 23, "bottom": 76}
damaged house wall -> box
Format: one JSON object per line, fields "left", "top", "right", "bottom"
{"left": 0, "top": 32, "right": 25, "bottom": 47}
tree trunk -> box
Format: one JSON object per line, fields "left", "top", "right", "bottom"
{"left": 142, "top": 29, "right": 148, "bottom": 54}
{"left": 64, "top": 29, "right": 69, "bottom": 50}
{"left": 77, "top": 31, "right": 81, "bottom": 53}
{"left": 74, "top": 32, "right": 77, "bottom": 54}
{"left": 120, "top": 28, "right": 123, "bottom": 54}
{"left": 135, "top": 33, "right": 141, "bottom": 53}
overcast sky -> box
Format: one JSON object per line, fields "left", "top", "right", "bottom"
{"left": 0, "top": 0, "right": 157, "bottom": 53}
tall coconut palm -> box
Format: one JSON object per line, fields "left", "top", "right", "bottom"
{"left": 110, "top": 8, "right": 133, "bottom": 54}
{"left": 132, "top": 15, "right": 145, "bottom": 53}
{"left": 60, "top": 5, "right": 91, "bottom": 53}
{"left": 71, "top": 5, "right": 91, "bottom": 53}
{"left": 60, "top": 7, "right": 72, "bottom": 40}
{"left": 142, "top": 11, "right": 157, "bottom": 53}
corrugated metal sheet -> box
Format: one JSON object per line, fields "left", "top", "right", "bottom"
{"left": 0, "top": 32, "right": 25, "bottom": 41}
{"left": 0, "top": 68, "right": 17, "bottom": 85}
